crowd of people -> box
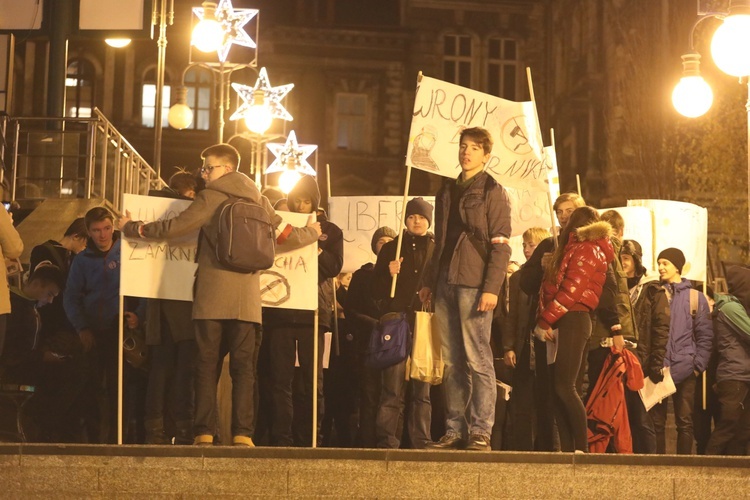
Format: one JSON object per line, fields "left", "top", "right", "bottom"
{"left": 0, "top": 127, "right": 748, "bottom": 456}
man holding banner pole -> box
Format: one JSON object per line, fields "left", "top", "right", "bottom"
{"left": 419, "top": 127, "right": 512, "bottom": 451}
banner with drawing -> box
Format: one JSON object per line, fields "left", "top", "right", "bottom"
{"left": 121, "top": 194, "right": 198, "bottom": 301}
{"left": 406, "top": 75, "right": 547, "bottom": 192}
{"left": 329, "top": 196, "right": 434, "bottom": 274}
{"left": 261, "top": 210, "right": 318, "bottom": 310}
{"left": 598, "top": 206, "right": 655, "bottom": 274}
{"left": 627, "top": 199, "right": 707, "bottom": 282}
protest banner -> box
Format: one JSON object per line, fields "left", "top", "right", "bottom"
{"left": 120, "top": 194, "right": 198, "bottom": 301}
{"left": 261, "top": 210, "right": 318, "bottom": 310}
{"left": 628, "top": 199, "right": 708, "bottom": 281}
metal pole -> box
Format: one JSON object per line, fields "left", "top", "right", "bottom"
{"left": 746, "top": 81, "right": 750, "bottom": 247}
{"left": 218, "top": 62, "right": 226, "bottom": 144}
{"left": 153, "top": 0, "right": 168, "bottom": 179}
{"left": 46, "top": 0, "right": 74, "bottom": 120}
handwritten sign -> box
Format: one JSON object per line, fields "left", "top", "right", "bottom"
{"left": 598, "top": 206, "right": 655, "bottom": 274}
{"left": 628, "top": 199, "right": 708, "bottom": 281}
{"left": 407, "top": 75, "right": 547, "bottom": 191}
{"left": 121, "top": 194, "right": 198, "bottom": 301}
{"left": 261, "top": 211, "right": 318, "bottom": 310}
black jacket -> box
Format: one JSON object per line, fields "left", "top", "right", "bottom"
{"left": 630, "top": 277, "right": 670, "bottom": 380}
{"left": 344, "top": 263, "right": 379, "bottom": 352}
{"left": 374, "top": 231, "right": 434, "bottom": 315}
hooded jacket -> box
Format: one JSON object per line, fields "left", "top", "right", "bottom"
{"left": 628, "top": 274, "right": 670, "bottom": 380}
{"left": 538, "top": 221, "right": 615, "bottom": 330}
{"left": 424, "top": 171, "right": 512, "bottom": 295}
{"left": 64, "top": 231, "right": 122, "bottom": 332}
{"left": 264, "top": 175, "right": 343, "bottom": 328}
{"left": 713, "top": 293, "right": 750, "bottom": 383}
{"left": 123, "top": 171, "right": 319, "bottom": 324}
{"left": 662, "top": 278, "right": 713, "bottom": 385}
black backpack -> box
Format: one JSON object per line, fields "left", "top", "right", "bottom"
{"left": 209, "top": 196, "right": 275, "bottom": 273}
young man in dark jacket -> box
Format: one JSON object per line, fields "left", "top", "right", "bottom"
{"left": 620, "top": 239, "right": 669, "bottom": 453}
{"left": 419, "top": 127, "right": 512, "bottom": 451}
{"left": 344, "top": 226, "right": 396, "bottom": 447}
{"left": 264, "top": 174, "right": 344, "bottom": 447}
{"left": 651, "top": 247, "right": 713, "bottom": 454}
{"left": 122, "top": 144, "right": 320, "bottom": 446}
{"left": 373, "top": 197, "right": 435, "bottom": 449}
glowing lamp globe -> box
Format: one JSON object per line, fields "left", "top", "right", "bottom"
{"left": 245, "top": 105, "right": 273, "bottom": 135}
{"left": 672, "top": 76, "right": 714, "bottom": 118}
{"left": 279, "top": 170, "right": 301, "bottom": 194}
{"left": 168, "top": 103, "right": 194, "bottom": 130}
{"left": 192, "top": 18, "right": 224, "bottom": 53}
{"left": 105, "top": 38, "right": 131, "bottom": 48}
{"left": 711, "top": 14, "right": 750, "bottom": 77}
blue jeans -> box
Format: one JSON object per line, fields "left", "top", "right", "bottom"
{"left": 434, "top": 273, "right": 496, "bottom": 438}
{"left": 375, "top": 358, "right": 432, "bottom": 448}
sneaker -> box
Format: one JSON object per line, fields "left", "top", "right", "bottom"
{"left": 426, "top": 433, "right": 465, "bottom": 450}
{"left": 233, "top": 435, "right": 255, "bottom": 447}
{"left": 465, "top": 433, "right": 491, "bottom": 451}
{"left": 193, "top": 434, "right": 213, "bottom": 446}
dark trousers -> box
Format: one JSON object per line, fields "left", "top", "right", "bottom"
{"left": 625, "top": 386, "right": 656, "bottom": 453}
{"left": 706, "top": 380, "right": 750, "bottom": 455}
{"left": 375, "top": 358, "right": 431, "bottom": 449}
{"left": 534, "top": 338, "right": 559, "bottom": 451}
{"left": 193, "top": 319, "right": 260, "bottom": 438}
{"left": 269, "top": 324, "right": 324, "bottom": 447}
{"left": 357, "top": 361, "right": 382, "bottom": 448}
{"left": 551, "top": 312, "right": 591, "bottom": 452}
{"left": 145, "top": 333, "right": 197, "bottom": 425}
{"left": 0, "top": 314, "right": 7, "bottom": 358}
{"left": 508, "top": 341, "right": 534, "bottom": 451}
{"left": 651, "top": 374, "right": 696, "bottom": 454}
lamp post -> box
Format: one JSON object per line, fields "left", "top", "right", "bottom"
{"left": 152, "top": 0, "right": 174, "bottom": 180}
{"left": 672, "top": 0, "right": 750, "bottom": 245}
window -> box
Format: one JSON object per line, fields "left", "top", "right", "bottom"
{"left": 335, "top": 93, "right": 368, "bottom": 151}
{"left": 443, "top": 34, "right": 472, "bottom": 87}
{"left": 141, "top": 68, "right": 170, "bottom": 128}
{"left": 66, "top": 59, "right": 95, "bottom": 118}
{"left": 184, "top": 67, "right": 212, "bottom": 131}
{"left": 487, "top": 37, "right": 519, "bottom": 100}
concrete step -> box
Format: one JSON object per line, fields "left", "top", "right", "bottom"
{"left": 1, "top": 444, "right": 749, "bottom": 498}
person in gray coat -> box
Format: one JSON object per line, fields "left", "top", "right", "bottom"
{"left": 121, "top": 143, "right": 320, "bottom": 446}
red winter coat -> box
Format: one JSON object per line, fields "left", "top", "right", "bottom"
{"left": 538, "top": 221, "right": 615, "bottom": 330}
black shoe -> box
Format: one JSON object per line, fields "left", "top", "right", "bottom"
{"left": 465, "top": 433, "right": 491, "bottom": 451}
{"left": 426, "top": 433, "right": 465, "bottom": 450}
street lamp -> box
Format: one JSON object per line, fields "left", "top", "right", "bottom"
{"left": 191, "top": 1, "right": 224, "bottom": 53}
{"left": 672, "top": 0, "right": 750, "bottom": 244}
{"left": 267, "top": 130, "right": 318, "bottom": 194}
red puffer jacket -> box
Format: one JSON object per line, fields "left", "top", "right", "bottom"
{"left": 538, "top": 221, "right": 615, "bottom": 329}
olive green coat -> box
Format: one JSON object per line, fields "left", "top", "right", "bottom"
{"left": 0, "top": 209, "right": 23, "bottom": 315}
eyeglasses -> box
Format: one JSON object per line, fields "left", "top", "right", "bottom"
{"left": 200, "top": 164, "right": 226, "bottom": 175}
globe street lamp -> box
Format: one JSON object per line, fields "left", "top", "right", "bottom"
{"left": 672, "top": 0, "right": 750, "bottom": 244}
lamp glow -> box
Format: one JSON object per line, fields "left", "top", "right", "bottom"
{"left": 244, "top": 90, "right": 273, "bottom": 134}
{"left": 672, "top": 76, "right": 714, "bottom": 118}
{"left": 279, "top": 170, "right": 302, "bottom": 194}
{"left": 192, "top": 2, "right": 224, "bottom": 53}
{"left": 168, "top": 103, "right": 194, "bottom": 129}
{"left": 711, "top": 13, "right": 750, "bottom": 77}
{"left": 105, "top": 38, "right": 131, "bottom": 48}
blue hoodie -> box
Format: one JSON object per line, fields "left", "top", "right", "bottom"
{"left": 64, "top": 232, "right": 121, "bottom": 332}
{"left": 662, "top": 278, "right": 713, "bottom": 384}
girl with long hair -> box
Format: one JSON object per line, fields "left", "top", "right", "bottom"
{"left": 535, "top": 206, "right": 617, "bottom": 452}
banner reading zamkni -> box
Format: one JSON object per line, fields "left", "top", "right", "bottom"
{"left": 406, "top": 75, "right": 547, "bottom": 191}
{"left": 328, "top": 196, "right": 435, "bottom": 274}
{"left": 121, "top": 194, "right": 198, "bottom": 301}
{"left": 627, "top": 199, "right": 708, "bottom": 282}
{"left": 261, "top": 210, "right": 318, "bottom": 310}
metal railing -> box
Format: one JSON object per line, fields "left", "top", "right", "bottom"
{"left": 6, "top": 108, "right": 166, "bottom": 213}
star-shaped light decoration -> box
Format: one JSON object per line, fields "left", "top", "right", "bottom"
{"left": 230, "top": 68, "right": 294, "bottom": 123}
{"left": 266, "top": 131, "right": 317, "bottom": 176}
{"left": 193, "top": 0, "right": 258, "bottom": 62}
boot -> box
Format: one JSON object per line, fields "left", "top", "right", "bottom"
{"left": 144, "top": 418, "right": 170, "bottom": 445}
{"left": 174, "top": 419, "right": 194, "bottom": 446}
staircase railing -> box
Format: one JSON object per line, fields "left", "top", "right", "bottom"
{"left": 6, "top": 108, "right": 166, "bottom": 213}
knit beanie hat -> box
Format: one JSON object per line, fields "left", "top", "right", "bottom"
{"left": 621, "top": 239, "right": 646, "bottom": 276}
{"left": 405, "top": 197, "right": 433, "bottom": 228}
{"left": 371, "top": 226, "right": 398, "bottom": 254}
{"left": 657, "top": 247, "right": 686, "bottom": 274}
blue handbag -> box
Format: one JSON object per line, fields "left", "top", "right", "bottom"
{"left": 365, "top": 312, "right": 412, "bottom": 370}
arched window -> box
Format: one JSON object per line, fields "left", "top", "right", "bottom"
{"left": 66, "top": 58, "right": 96, "bottom": 118}
{"left": 141, "top": 67, "right": 171, "bottom": 128}
{"left": 184, "top": 67, "right": 212, "bottom": 131}
{"left": 443, "top": 34, "right": 472, "bottom": 87}
{"left": 487, "top": 37, "right": 519, "bottom": 100}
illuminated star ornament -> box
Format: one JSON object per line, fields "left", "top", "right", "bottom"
{"left": 230, "top": 68, "right": 294, "bottom": 122}
{"left": 193, "top": 0, "right": 258, "bottom": 62}
{"left": 266, "top": 131, "right": 317, "bottom": 175}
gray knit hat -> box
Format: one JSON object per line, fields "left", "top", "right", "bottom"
{"left": 371, "top": 226, "right": 397, "bottom": 254}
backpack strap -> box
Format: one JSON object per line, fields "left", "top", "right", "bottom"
{"left": 689, "top": 288, "right": 699, "bottom": 320}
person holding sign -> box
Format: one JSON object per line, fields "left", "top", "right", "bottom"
{"left": 651, "top": 248, "right": 713, "bottom": 454}
{"left": 373, "top": 197, "right": 435, "bottom": 449}
{"left": 419, "top": 127, "right": 512, "bottom": 451}
{"left": 120, "top": 144, "right": 321, "bottom": 447}
{"left": 534, "top": 207, "right": 616, "bottom": 453}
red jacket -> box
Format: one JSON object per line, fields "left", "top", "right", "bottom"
{"left": 538, "top": 221, "right": 614, "bottom": 329}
